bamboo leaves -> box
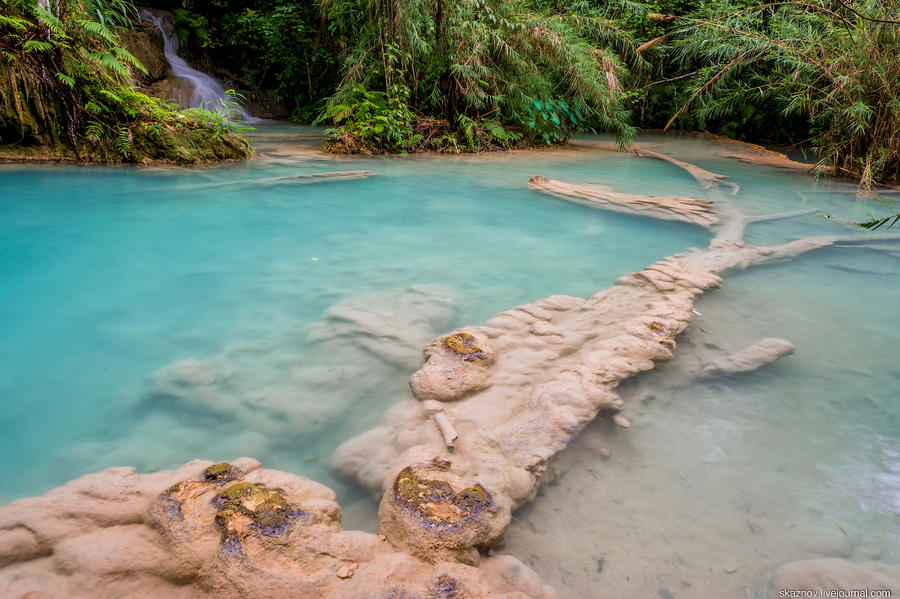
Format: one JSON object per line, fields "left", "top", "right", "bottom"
{"left": 668, "top": 0, "right": 900, "bottom": 186}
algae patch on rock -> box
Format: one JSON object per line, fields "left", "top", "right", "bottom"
{"left": 410, "top": 331, "right": 495, "bottom": 402}
{"left": 204, "top": 462, "right": 239, "bottom": 483}
{"left": 211, "top": 481, "right": 308, "bottom": 550}
{"left": 393, "top": 467, "right": 492, "bottom": 532}
{"left": 379, "top": 464, "right": 508, "bottom": 565}
{"left": 444, "top": 333, "right": 484, "bottom": 359}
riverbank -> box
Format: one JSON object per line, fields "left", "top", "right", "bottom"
{"left": 0, "top": 127, "right": 253, "bottom": 166}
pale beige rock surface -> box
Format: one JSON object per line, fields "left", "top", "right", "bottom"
{"left": 410, "top": 331, "right": 496, "bottom": 402}
{"left": 0, "top": 459, "right": 558, "bottom": 599}
{"left": 528, "top": 175, "right": 720, "bottom": 228}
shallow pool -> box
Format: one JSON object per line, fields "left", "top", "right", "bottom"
{"left": 1, "top": 124, "right": 897, "bottom": 595}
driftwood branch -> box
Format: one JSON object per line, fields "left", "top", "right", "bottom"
{"left": 434, "top": 412, "right": 458, "bottom": 448}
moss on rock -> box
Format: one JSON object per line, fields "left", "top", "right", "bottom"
{"left": 392, "top": 467, "right": 493, "bottom": 532}
{"left": 443, "top": 333, "right": 484, "bottom": 359}
{"left": 0, "top": 62, "right": 252, "bottom": 166}
{"left": 211, "top": 482, "right": 308, "bottom": 552}
{"left": 203, "top": 462, "right": 238, "bottom": 483}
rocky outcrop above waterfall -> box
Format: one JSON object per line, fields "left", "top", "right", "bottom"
{"left": 130, "top": 8, "right": 248, "bottom": 115}
{"left": 0, "top": 459, "right": 559, "bottom": 599}
{"left": 126, "top": 15, "right": 170, "bottom": 85}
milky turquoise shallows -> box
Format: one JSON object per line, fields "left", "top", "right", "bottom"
{"left": 1, "top": 125, "right": 897, "bottom": 562}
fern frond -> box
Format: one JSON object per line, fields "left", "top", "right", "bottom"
{"left": 23, "top": 40, "right": 55, "bottom": 53}
{"left": 76, "top": 19, "right": 118, "bottom": 45}
{"left": 55, "top": 72, "right": 76, "bottom": 88}
{"left": 114, "top": 126, "right": 132, "bottom": 158}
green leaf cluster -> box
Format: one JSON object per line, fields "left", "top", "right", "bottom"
{"left": 0, "top": 0, "right": 251, "bottom": 162}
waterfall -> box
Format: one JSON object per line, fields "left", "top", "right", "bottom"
{"left": 139, "top": 9, "right": 253, "bottom": 121}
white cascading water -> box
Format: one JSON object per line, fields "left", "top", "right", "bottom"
{"left": 139, "top": 9, "right": 253, "bottom": 120}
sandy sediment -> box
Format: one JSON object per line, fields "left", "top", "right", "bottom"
{"left": 768, "top": 558, "right": 900, "bottom": 596}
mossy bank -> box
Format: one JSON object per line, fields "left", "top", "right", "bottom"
{"left": 0, "top": 1, "right": 252, "bottom": 165}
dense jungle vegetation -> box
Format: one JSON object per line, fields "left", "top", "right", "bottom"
{"left": 1, "top": 0, "right": 899, "bottom": 185}
{"left": 0, "top": 0, "right": 251, "bottom": 163}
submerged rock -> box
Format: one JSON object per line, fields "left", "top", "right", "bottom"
{"left": 331, "top": 165, "right": 878, "bottom": 561}
{"left": 702, "top": 337, "right": 795, "bottom": 376}
{"left": 307, "top": 285, "right": 458, "bottom": 370}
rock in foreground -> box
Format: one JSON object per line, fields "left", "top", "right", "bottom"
{"left": 0, "top": 459, "right": 558, "bottom": 599}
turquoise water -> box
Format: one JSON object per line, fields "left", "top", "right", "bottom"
{"left": 1, "top": 126, "right": 898, "bottom": 592}
{"left": 1, "top": 125, "right": 711, "bottom": 505}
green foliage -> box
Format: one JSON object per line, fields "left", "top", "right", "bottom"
{"left": 183, "top": 89, "right": 254, "bottom": 136}
{"left": 173, "top": 9, "right": 211, "bottom": 48}
{"left": 319, "top": 84, "right": 416, "bottom": 153}
{"left": 319, "top": 0, "right": 636, "bottom": 152}
{"left": 5, "top": 0, "right": 900, "bottom": 179}
{"left": 523, "top": 97, "right": 585, "bottom": 145}
{"left": 170, "top": 0, "right": 334, "bottom": 122}
{"left": 666, "top": 0, "right": 900, "bottom": 186}
{"left": 0, "top": 0, "right": 251, "bottom": 163}
{"left": 857, "top": 197, "right": 900, "bottom": 231}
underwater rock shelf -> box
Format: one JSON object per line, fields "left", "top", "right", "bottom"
{"left": 3, "top": 148, "right": 899, "bottom": 598}
{"left": 177, "top": 170, "right": 378, "bottom": 192}
{"left": 528, "top": 175, "right": 720, "bottom": 227}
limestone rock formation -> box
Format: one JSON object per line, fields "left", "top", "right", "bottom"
{"left": 146, "top": 285, "right": 457, "bottom": 438}
{"left": 378, "top": 462, "right": 509, "bottom": 565}
{"left": 633, "top": 145, "right": 735, "bottom": 190}
{"left": 0, "top": 459, "right": 558, "bottom": 599}
{"left": 331, "top": 251, "right": 716, "bottom": 514}
{"left": 410, "top": 331, "right": 496, "bottom": 402}
{"left": 307, "top": 284, "right": 458, "bottom": 371}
